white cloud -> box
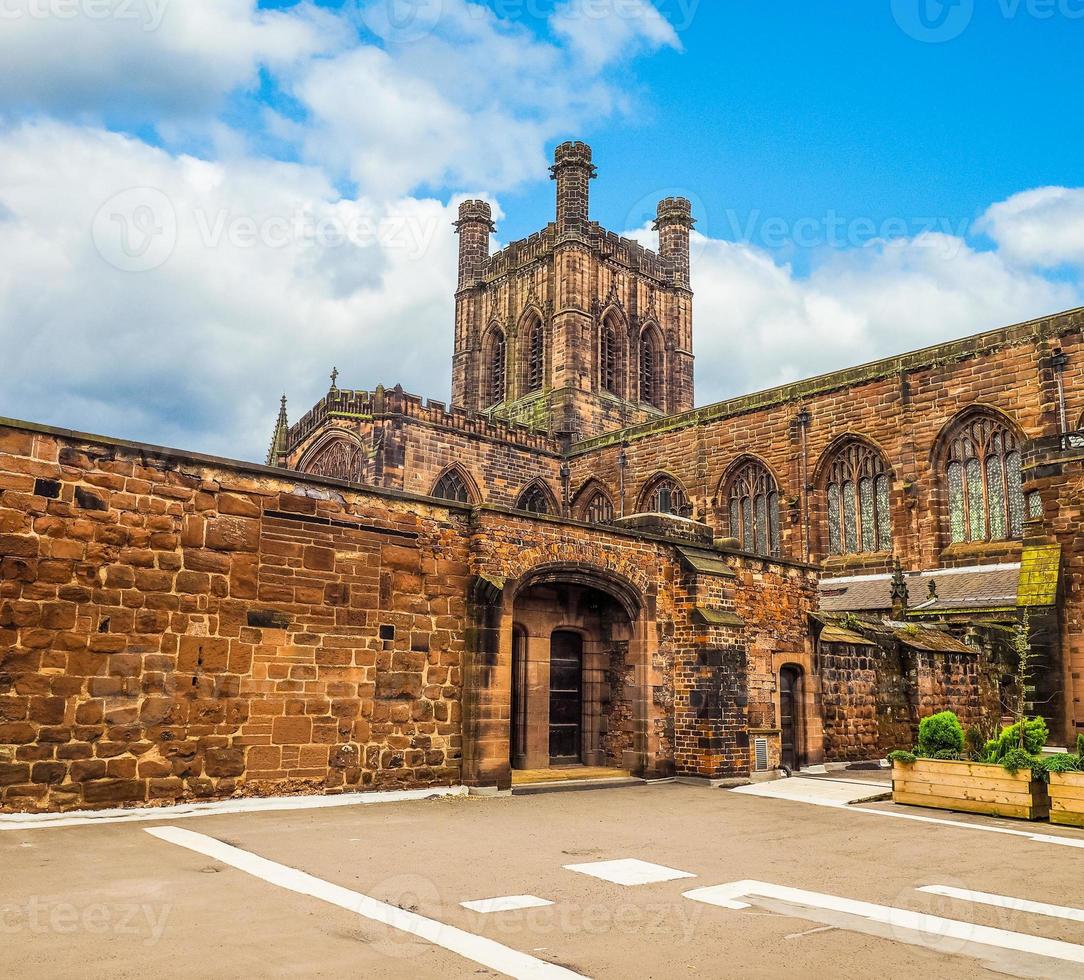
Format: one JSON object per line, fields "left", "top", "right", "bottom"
{"left": 0, "top": 0, "right": 350, "bottom": 120}
{"left": 673, "top": 229, "right": 1083, "bottom": 407}
{"left": 551, "top": 0, "right": 681, "bottom": 68}
{"left": 977, "top": 186, "right": 1084, "bottom": 269}
{"left": 288, "top": 0, "right": 657, "bottom": 196}
{"left": 0, "top": 120, "right": 461, "bottom": 460}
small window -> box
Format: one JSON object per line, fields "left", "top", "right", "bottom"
{"left": 641, "top": 476, "right": 690, "bottom": 517}
{"left": 516, "top": 484, "right": 553, "bottom": 515}
{"left": 583, "top": 491, "right": 615, "bottom": 525}
{"left": 486, "top": 329, "right": 506, "bottom": 407}
{"left": 639, "top": 330, "right": 661, "bottom": 408}
{"left": 433, "top": 469, "right": 471, "bottom": 503}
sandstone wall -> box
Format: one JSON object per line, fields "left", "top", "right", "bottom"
{"left": 0, "top": 423, "right": 469, "bottom": 812}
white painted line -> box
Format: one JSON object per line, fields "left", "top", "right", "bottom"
{"left": 919, "top": 885, "right": 1084, "bottom": 923}
{"left": 563, "top": 859, "right": 695, "bottom": 886}
{"left": 461, "top": 896, "right": 555, "bottom": 914}
{"left": 731, "top": 777, "right": 1084, "bottom": 849}
{"left": 146, "top": 827, "right": 585, "bottom": 980}
{"left": 683, "top": 880, "right": 1084, "bottom": 966}
{"left": 0, "top": 786, "right": 469, "bottom": 832}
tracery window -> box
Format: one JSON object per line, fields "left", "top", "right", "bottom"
{"left": 516, "top": 484, "right": 553, "bottom": 515}
{"left": 639, "top": 329, "right": 662, "bottom": 408}
{"left": 526, "top": 318, "right": 544, "bottom": 393}
{"left": 485, "top": 329, "right": 506, "bottom": 407}
{"left": 726, "top": 460, "right": 780, "bottom": 557}
{"left": 304, "top": 439, "right": 365, "bottom": 483}
{"left": 641, "top": 476, "right": 691, "bottom": 517}
{"left": 943, "top": 414, "right": 1025, "bottom": 544}
{"left": 582, "top": 490, "right": 615, "bottom": 525}
{"left": 600, "top": 321, "right": 618, "bottom": 394}
{"left": 825, "top": 442, "right": 892, "bottom": 556}
{"left": 433, "top": 469, "right": 472, "bottom": 504}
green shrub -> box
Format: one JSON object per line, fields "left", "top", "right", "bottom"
{"left": 985, "top": 717, "right": 1049, "bottom": 763}
{"left": 999, "top": 747, "right": 1047, "bottom": 781}
{"left": 1076, "top": 734, "right": 1084, "bottom": 758}
{"left": 887, "top": 749, "right": 917, "bottom": 765}
{"left": 1038, "top": 753, "right": 1084, "bottom": 774}
{"left": 917, "top": 712, "right": 965, "bottom": 757}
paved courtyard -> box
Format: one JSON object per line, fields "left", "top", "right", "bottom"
{"left": 5, "top": 780, "right": 1084, "bottom": 979}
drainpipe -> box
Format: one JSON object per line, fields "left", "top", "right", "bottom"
{"left": 1053, "top": 348, "right": 1069, "bottom": 441}
{"left": 560, "top": 462, "right": 571, "bottom": 518}
{"left": 618, "top": 445, "right": 629, "bottom": 517}
{"left": 797, "top": 407, "right": 812, "bottom": 561}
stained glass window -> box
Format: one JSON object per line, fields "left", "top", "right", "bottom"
{"left": 526, "top": 319, "right": 544, "bottom": 392}
{"left": 944, "top": 414, "right": 1024, "bottom": 544}
{"left": 642, "top": 476, "right": 691, "bottom": 517}
{"left": 433, "top": 469, "right": 471, "bottom": 503}
{"left": 824, "top": 441, "right": 893, "bottom": 556}
{"left": 486, "top": 329, "right": 506, "bottom": 407}
{"left": 726, "top": 460, "right": 781, "bottom": 557}
{"left": 583, "top": 491, "right": 615, "bottom": 525}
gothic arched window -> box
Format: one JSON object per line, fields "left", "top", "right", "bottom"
{"left": 485, "top": 328, "right": 506, "bottom": 407}
{"left": 526, "top": 318, "right": 544, "bottom": 393}
{"left": 432, "top": 468, "right": 472, "bottom": 504}
{"left": 516, "top": 483, "right": 554, "bottom": 515}
{"left": 582, "top": 490, "right": 615, "bottom": 525}
{"left": 639, "top": 328, "right": 662, "bottom": 408}
{"left": 640, "top": 475, "right": 690, "bottom": 517}
{"left": 304, "top": 439, "right": 365, "bottom": 484}
{"left": 942, "top": 413, "right": 1025, "bottom": 543}
{"left": 725, "top": 460, "right": 780, "bottom": 556}
{"left": 825, "top": 441, "right": 893, "bottom": 556}
{"left": 600, "top": 320, "right": 618, "bottom": 394}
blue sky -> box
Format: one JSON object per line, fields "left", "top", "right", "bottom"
{"left": 1, "top": 0, "right": 1082, "bottom": 460}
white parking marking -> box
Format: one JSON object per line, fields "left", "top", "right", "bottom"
{"left": 146, "top": 827, "right": 585, "bottom": 979}
{"left": 683, "top": 880, "right": 1084, "bottom": 966}
{"left": 462, "top": 896, "right": 555, "bottom": 914}
{"left": 919, "top": 885, "right": 1084, "bottom": 923}
{"left": 732, "top": 782, "right": 1084, "bottom": 849}
{"left": 563, "top": 859, "right": 695, "bottom": 886}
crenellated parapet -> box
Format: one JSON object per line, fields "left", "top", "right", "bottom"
{"left": 285, "top": 383, "right": 561, "bottom": 458}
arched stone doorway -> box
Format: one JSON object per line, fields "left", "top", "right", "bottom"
{"left": 464, "top": 564, "right": 652, "bottom": 790}
{"left": 510, "top": 579, "right": 636, "bottom": 771}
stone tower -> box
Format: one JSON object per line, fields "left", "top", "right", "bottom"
{"left": 451, "top": 141, "right": 695, "bottom": 440}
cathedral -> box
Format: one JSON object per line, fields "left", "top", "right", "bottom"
{"left": 2, "top": 142, "right": 1084, "bottom": 811}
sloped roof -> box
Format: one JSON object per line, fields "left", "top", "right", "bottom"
{"left": 819, "top": 564, "right": 1021, "bottom": 613}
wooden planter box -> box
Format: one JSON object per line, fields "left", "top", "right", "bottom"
{"left": 1049, "top": 771, "right": 1084, "bottom": 827}
{"left": 892, "top": 758, "right": 1050, "bottom": 820}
